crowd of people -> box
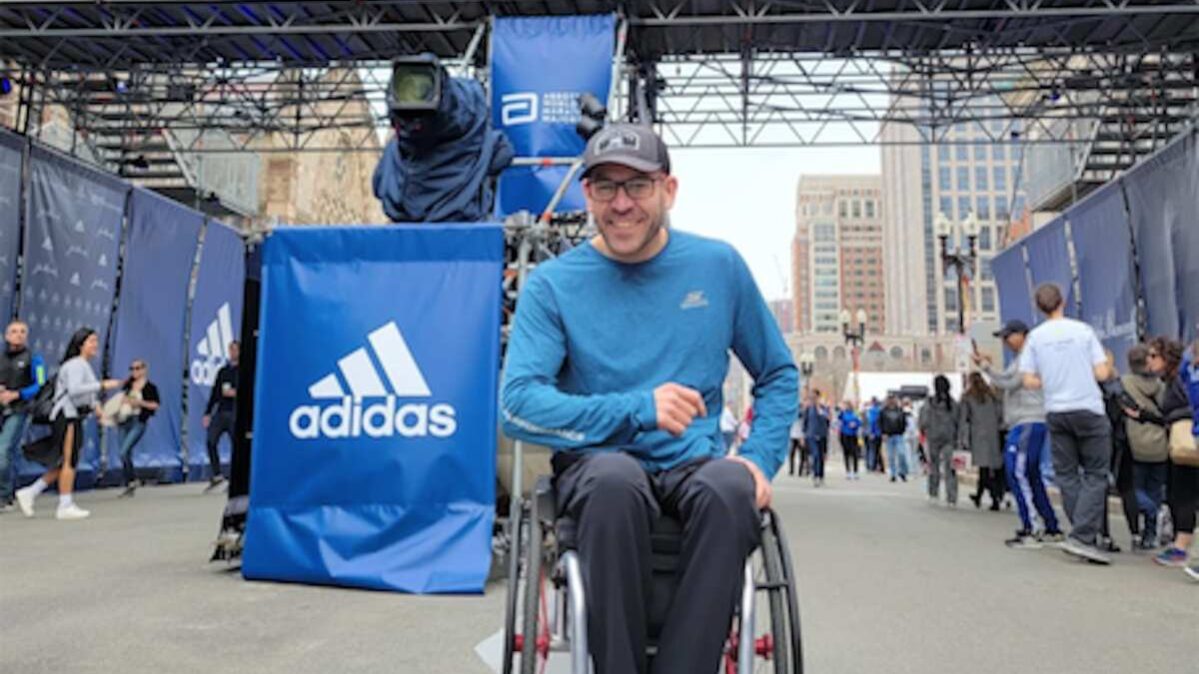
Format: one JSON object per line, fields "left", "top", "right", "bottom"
{"left": 0, "top": 319, "right": 236, "bottom": 520}
{"left": 778, "top": 283, "right": 1199, "bottom": 582}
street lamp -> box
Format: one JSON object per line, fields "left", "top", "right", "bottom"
{"left": 937, "top": 211, "right": 979, "bottom": 334}
{"left": 841, "top": 307, "right": 868, "bottom": 406}
{"left": 798, "top": 352, "right": 815, "bottom": 400}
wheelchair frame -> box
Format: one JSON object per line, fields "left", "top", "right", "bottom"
{"left": 501, "top": 474, "right": 804, "bottom": 674}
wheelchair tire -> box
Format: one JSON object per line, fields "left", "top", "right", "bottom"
{"left": 769, "top": 510, "right": 804, "bottom": 674}
{"left": 759, "top": 516, "right": 790, "bottom": 672}
{"left": 520, "top": 497, "right": 544, "bottom": 674}
{"left": 501, "top": 499, "right": 524, "bottom": 674}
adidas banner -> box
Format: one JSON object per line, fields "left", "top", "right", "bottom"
{"left": 108, "top": 188, "right": 203, "bottom": 481}
{"left": 1067, "top": 182, "right": 1138, "bottom": 367}
{"left": 19, "top": 146, "right": 128, "bottom": 481}
{"left": 186, "top": 219, "right": 245, "bottom": 479}
{"left": 0, "top": 130, "right": 22, "bottom": 322}
{"left": 242, "top": 225, "right": 503, "bottom": 594}
{"left": 492, "top": 14, "right": 616, "bottom": 216}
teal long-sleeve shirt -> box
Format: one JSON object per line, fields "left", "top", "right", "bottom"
{"left": 500, "top": 230, "right": 799, "bottom": 478}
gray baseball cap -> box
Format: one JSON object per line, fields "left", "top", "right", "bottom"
{"left": 581, "top": 123, "right": 671, "bottom": 178}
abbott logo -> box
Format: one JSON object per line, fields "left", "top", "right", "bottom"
{"left": 288, "top": 322, "right": 457, "bottom": 440}
{"left": 192, "top": 303, "right": 235, "bottom": 386}
{"left": 501, "top": 92, "right": 538, "bottom": 126}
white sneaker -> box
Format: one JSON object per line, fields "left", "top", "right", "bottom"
{"left": 15, "top": 487, "right": 35, "bottom": 517}
{"left": 55, "top": 503, "right": 90, "bottom": 520}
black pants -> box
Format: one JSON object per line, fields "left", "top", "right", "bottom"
{"left": 972, "top": 467, "right": 1005, "bottom": 506}
{"left": 1102, "top": 443, "right": 1139, "bottom": 539}
{"left": 1168, "top": 461, "right": 1199, "bottom": 536}
{"left": 206, "top": 410, "right": 235, "bottom": 479}
{"left": 842, "top": 435, "right": 860, "bottom": 474}
{"left": 554, "top": 452, "right": 760, "bottom": 674}
{"left": 788, "top": 438, "right": 804, "bottom": 476}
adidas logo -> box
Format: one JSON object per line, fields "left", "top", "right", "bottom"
{"left": 288, "top": 321, "right": 457, "bottom": 440}
{"left": 191, "top": 302, "right": 235, "bottom": 386}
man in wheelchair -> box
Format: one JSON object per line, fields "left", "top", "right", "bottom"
{"left": 501, "top": 123, "right": 799, "bottom": 674}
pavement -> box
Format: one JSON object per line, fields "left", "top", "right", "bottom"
{"left": 2, "top": 465, "right": 1196, "bottom": 674}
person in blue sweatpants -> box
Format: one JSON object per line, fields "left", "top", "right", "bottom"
{"left": 1004, "top": 423, "right": 1061, "bottom": 546}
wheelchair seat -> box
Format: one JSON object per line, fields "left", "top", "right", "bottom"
{"left": 554, "top": 512, "right": 683, "bottom": 639}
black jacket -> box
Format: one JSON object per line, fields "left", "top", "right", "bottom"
{"left": 122, "top": 380, "right": 160, "bottom": 423}
{"left": 206, "top": 364, "right": 238, "bottom": 415}
{"left": 880, "top": 406, "right": 906, "bottom": 435}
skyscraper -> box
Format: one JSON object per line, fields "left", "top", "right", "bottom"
{"left": 792, "top": 175, "right": 885, "bottom": 335}
{"left": 881, "top": 102, "right": 1026, "bottom": 335}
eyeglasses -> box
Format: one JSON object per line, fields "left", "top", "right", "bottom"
{"left": 587, "top": 176, "right": 661, "bottom": 202}
{"left": 130, "top": 365, "right": 145, "bottom": 371}
{"left": 1148, "top": 352, "right": 1161, "bottom": 359}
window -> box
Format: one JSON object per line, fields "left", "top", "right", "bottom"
{"left": 956, "top": 144, "right": 969, "bottom": 161}
{"left": 823, "top": 201, "right": 833, "bottom": 215}
{"left": 852, "top": 200, "right": 862, "bottom": 218}
{"left": 979, "top": 225, "right": 992, "bottom": 250}
{"left": 976, "top": 195, "right": 991, "bottom": 219}
{"left": 890, "top": 346, "right": 905, "bottom": 361}
{"left": 865, "top": 200, "right": 875, "bottom": 218}
{"left": 993, "top": 144, "right": 1006, "bottom": 161}
{"left": 939, "top": 166, "right": 952, "bottom": 191}
{"left": 939, "top": 196, "right": 953, "bottom": 218}
{"left": 975, "top": 166, "right": 989, "bottom": 191}
{"left": 981, "top": 286, "right": 996, "bottom": 312}
{"left": 839, "top": 201, "right": 847, "bottom": 217}
{"left": 958, "top": 196, "right": 972, "bottom": 220}
{"left": 995, "top": 195, "right": 1009, "bottom": 220}
{"left": 957, "top": 167, "right": 970, "bottom": 191}
{"left": 974, "top": 144, "right": 987, "bottom": 161}
{"left": 814, "top": 224, "right": 836, "bottom": 242}
{"left": 993, "top": 166, "right": 1007, "bottom": 192}
{"left": 1013, "top": 194, "right": 1026, "bottom": 215}
{"left": 980, "top": 257, "right": 993, "bottom": 280}
{"left": 937, "top": 145, "right": 950, "bottom": 161}
{"left": 945, "top": 287, "right": 958, "bottom": 312}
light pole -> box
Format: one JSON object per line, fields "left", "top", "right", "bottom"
{"left": 799, "top": 352, "right": 815, "bottom": 399}
{"left": 841, "top": 307, "right": 868, "bottom": 407}
{"left": 937, "top": 211, "right": 979, "bottom": 335}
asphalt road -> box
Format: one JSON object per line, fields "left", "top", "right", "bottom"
{"left": 2, "top": 464, "right": 1195, "bottom": 674}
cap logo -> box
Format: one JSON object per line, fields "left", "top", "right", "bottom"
{"left": 596, "top": 131, "right": 641, "bottom": 155}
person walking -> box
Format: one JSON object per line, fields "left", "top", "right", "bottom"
{"left": 1019, "top": 283, "right": 1114, "bottom": 564}
{"left": 838, "top": 402, "right": 862, "bottom": 479}
{"left": 962, "top": 372, "right": 1005, "bottom": 510}
{"left": 15, "top": 328, "right": 121, "bottom": 520}
{"left": 0, "top": 320, "right": 46, "bottom": 512}
{"left": 920, "top": 375, "right": 960, "bottom": 506}
{"left": 116, "top": 360, "right": 160, "bottom": 497}
{"left": 879, "top": 396, "right": 909, "bottom": 482}
{"left": 202, "top": 340, "right": 238, "bottom": 490}
{"left": 803, "top": 391, "right": 831, "bottom": 487}
{"left": 865, "top": 397, "right": 882, "bottom": 475}
{"left": 788, "top": 407, "right": 805, "bottom": 476}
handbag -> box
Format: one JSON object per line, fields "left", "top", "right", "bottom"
{"left": 29, "top": 375, "right": 62, "bottom": 426}
{"left": 1168, "top": 419, "right": 1199, "bottom": 467}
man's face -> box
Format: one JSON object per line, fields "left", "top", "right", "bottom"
{"left": 5, "top": 323, "right": 27, "bottom": 349}
{"left": 228, "top": 342, "right": 240, "bottom": 363}
{"left": 1005, "top": 333, "right": 1025, "bottom": 353}
{"left": 584, "top": 165, "right": 678, "bottom": 262}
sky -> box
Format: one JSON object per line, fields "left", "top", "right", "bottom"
{"left": 669, "top": 145, "right": 882, "bottom": 303}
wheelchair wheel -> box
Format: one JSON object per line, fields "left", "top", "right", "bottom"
{"left": 520, "top": 495, "right": 545, "bottom": 674}
{"left": 758, "top": 516, "right": 790, "bottom": 672}
{"left": 767, "top": 509, "right": 804, "bottom": 674}
{"left": 501, "top": 499, "right": 524, "bottom": 674}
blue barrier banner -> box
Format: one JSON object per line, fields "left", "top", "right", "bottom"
{"left": 1123, "top": 133, "right": 1192, "bottom": 339}
{"left": 20, "top": 147, "right": 127, "bottom": 477}
{"left": 109, "top": 188, "right": 202, "bottom": 481}
{"left": 0, "top": 131, "right": 22, "bottom": 321}
{"left": 991, "top": 245, "right": 1034, "bottom": 328}
{"left": 186, "top": 220, "right": 244, "bottom": 478}
{"left": 1067, "top": 182, "right": 1138, "bottom": 368}
{"left": 492, "top": 14, "right": 615, "bottom": 215}
{"left": 1022, "top": 217, "right": 1077, "bottom": 323}
{"left": 243, "top": 225, "right": 502, "bottom": 594}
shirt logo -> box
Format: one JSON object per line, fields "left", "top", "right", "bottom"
{"left": 680, "top": 290, "right": 709, "bottom": 310}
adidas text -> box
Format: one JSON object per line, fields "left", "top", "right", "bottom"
{"left": 289, "top": 396, "right": 457, "bottom": 439}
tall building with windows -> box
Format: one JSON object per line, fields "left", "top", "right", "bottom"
{"left": 881, "top": 103, "right": 1026, "bottom": 335}
{"left": 791, "top": 175, "right": 885, "bottom": 335}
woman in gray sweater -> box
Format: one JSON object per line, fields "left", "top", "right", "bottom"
{"left": 15, "top": 328, "right": 120, "bottom": 520}
{"left": 920, "top": 375, "right": 961, "bottom": 506}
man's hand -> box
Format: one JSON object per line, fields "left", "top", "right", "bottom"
{"left": 202, "top": 415, "right": 210, "bottom": 429}
{"left": 727, "top": 456, "right": 772, "bottom": 510}
{"left": 0, "top": 391, "right": 19, "bottom": 406}
{"left": 223, "top": 387, "right": 237, "bottom": 399}
{"left": 973, "top": 352, "right": 992, "bottom": 368}
{"left": 653, "top": 383, "right": 706, "bottom": 437}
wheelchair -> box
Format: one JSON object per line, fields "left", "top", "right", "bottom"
{"left": 502, "top": 474, "right": 804, "bottom": 674}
